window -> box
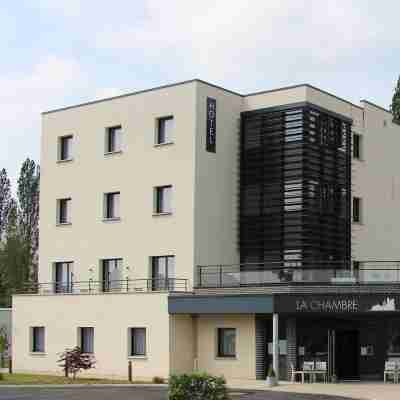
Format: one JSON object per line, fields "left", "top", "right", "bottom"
{"left": 104, "top": 192, "right": 120, "bottom": 220}
{"left": 105, "top": 126, "right": 122, "bottom": 153}
{"left": 31, "top": 327, "right": 45, "bottom": 353}
{"left": 57, "top": 198, "right": 71, "bottom": 224}
{"left": 156, "top": 116, "right": 174, "bottom": 145}
{"left": 129, "top": 328, "right": 147, "bottom": 357}
{"left": 217, "top": 328, "right": 236, "bottom": 358}
{"left": 353, "top": 197, "right": 362, "bottom": 223}
{"left": 79, "top": 327, "right": 94, "bottom": 353}
{"left": 154, "top": 186, "right": 172, "bottom": 214}
{"left": 54, "top": 262, "right": 73, "bottom": 293}
{"left": 151, "top": 255, "right": 175, "bottom": 290}
{"left": 101, "top": 258, "right": 123, "bottom": 292}
{"left": 59, "top": 135, "right": 73, "bottom": 161}
{"left": 353, "top": 133, "right": 362, "bottom": 159}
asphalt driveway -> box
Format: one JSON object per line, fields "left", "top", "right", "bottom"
{"left": 0, "top": 387, "right": 353, "bottom": 400}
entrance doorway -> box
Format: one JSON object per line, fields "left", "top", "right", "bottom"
{"left": 335, "top": 330, "right": 359, "bottom": 380}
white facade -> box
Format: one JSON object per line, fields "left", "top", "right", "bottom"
{"left": 13, "top": 79, "right": 400, "bottom": 380}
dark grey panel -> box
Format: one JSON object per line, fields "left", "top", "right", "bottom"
{"left": 168, "top": 295, "right": 273, "bottom": 314}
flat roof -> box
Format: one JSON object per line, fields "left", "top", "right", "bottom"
{"left": 42, "top": 78, "right": 389, "bottom": 116}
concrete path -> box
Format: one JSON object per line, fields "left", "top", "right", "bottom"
{"left": 228, "top": 380, "right": 400, "bottom": 400}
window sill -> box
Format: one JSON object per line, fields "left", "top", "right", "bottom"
{"left": 128, "top": 355, "right": 148, "bottom": 360}
{"left": 57, "top": 158, "right": 73, "bottom": 164}
{"left": 30, "top": 352, "right": 47, "bottom": 356}
{"left": 154, "top": 142, "right": 174, "bottom": 148}
{"left": 104, "top": 150, "right": 123, "bottom": 157}
{"left": 152, "top": 212, "right": 172, "bottom": 217}
{"left": 103, "top": 218, "right": 121, "bottom": 223}
{"left": 215, "top": 356, "right": 238, "bottom": 361}
{"left": 56, "top": 222, "right": 72, "bottom": 227}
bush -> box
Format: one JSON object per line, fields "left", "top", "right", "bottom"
{"left": 169, "top": 373, "right": 229, "bottom": 400}
{"left": 153, "top": 376, "right": 165, "bottom": 384}
{"left": 58, "top": 347, "right": 96, "bottom": 379}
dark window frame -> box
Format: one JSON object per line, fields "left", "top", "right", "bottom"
{"left": 80, "top": 327, "right": 94, "bottom": 354}
{"left": 353, "top": 197, "right": 362, "bottom": 223}
{"left": 104, "top": 192, "right": 120, "bottom": 219}
{"left": 101, "top": 258, "right": 123, "bottom": 292}
{"left": 353, "top": 133, "right": 362, "bottom": 159}
{"left": 59, "top": 135, "right": 73, "bottom": 161}
{"left": 58, "top": 198, "right": 71, "bottom": 224}
{"left": 217, "top": 328, "right": 236, "bottom": 358}
{"left": 106, "top": 125, "right": 122, "bottom": 153}
{"left": 130, "top": 327, "right": 147, "bottom": 357}
{"left": 154, "top": 185, "right": 172, "bottom": 214}
{"left": 32, "top": 326, "right": 45, "bottom": 353}
{"left": 156, "top": 116, "right": 174, "bottom": 145}
{"left": 151, "top": 255, "right": 175, "bottom": 290}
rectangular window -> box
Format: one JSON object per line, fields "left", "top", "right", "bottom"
{"left": 31, "top": 327, "right": 45, "bottom": 353}
{"left": 79, "top": 327, "right": 94, "bottom": 353}
{"left": 57, "top": 198, "right": 71, "bottom": 224}
{"left": 156, "top": 116, "right": 174, "bottom": 145}
{"left": 104, "top": 192, "right": 120, "bottom": 219}
{"left": 154, "top": 186, "right": 172, "bottom": 214}
{"left": 105, "top": 126, "right": 122, "bottom": 153}
{"left": 217, "top": 328, "right": 236, "bottom": 358}
{"left": 54, "top": 262, "right": 73, "bottom": 293}
{"left": 151, "top": 255, "right": 175, "bottom": 290}
{"left": 59, "top": 135, "right": 73, "bottom": 161}
{"left": 353, "top": 197, "right": 362, "bottom": 223}
{"left": 101, "top": 258, "right": 123, "bottom": 292}
{"left": 353, "top": 133, "right": 362, "bottom": 159}
{"left": 129, "top": 328, "right": 147, "bottom": 357}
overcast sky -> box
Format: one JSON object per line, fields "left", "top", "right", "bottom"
{"left": 1, "top": 1, "right": 399, "bottom": 186}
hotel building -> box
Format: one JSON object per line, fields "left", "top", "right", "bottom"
{"left": 12, "top": 79, "right": 400, "bottom": 381}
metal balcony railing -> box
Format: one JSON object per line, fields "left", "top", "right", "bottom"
{"left": 15, "top": 278, "right": 189, "bottom": 295}
{"left": 196, "top": 261, "right": 400, "bottom": 289}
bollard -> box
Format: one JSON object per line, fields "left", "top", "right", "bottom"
{"left": 8, "top": 358, "right": 12, "bottom": 374}
{"left": 128, "top": 360, "right": 132, "bottom": 382}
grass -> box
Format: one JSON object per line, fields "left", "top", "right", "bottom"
{"left": 0, "top": 373, "right": 144, "bottom": 385}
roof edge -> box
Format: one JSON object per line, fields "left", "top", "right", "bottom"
{"left": 361, "top": 99, "right": 392, "bottom": 115}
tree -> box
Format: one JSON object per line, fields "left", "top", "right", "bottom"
{"left": 17, "top": 159, "right": 40, "bottom": 281}
{"left": 391, "top": 76, "right": 400, "bottom": 124}
{"left": 58, "top": 347, "right": 96, "bottom": 379}
{"left": 0, "top": 169, "right": 12, "bottom": 241}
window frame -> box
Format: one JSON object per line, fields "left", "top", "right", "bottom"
{"left": 57, "top": 198, "right": 71, "bottom": 225}
{"left": 154, "top": 185, "right": 172, "bottom": 214}
{"left": 216, "top": 327, "right": 237, "bottom": 359}
{"left": 155, "top": 116, "right": 174, "bottom": 145}
{"left": 151, "top": 255, "right": 175, "bottom": 290}
{"left": 58, "top": 135, "right": 73, "bottom": 162}
{"left": 79, "top": 327, "right": 94, "bottom": 354}
{"left": 353, "top": 196, "right": 362, "bottom": 223}
{"left": 105, "top": 125, "right": 123, "bottom": 154}
{"left": 353, "top": 133, "right": 362, "bottom": 160}
{"left": 129, "top": 327, "right": 147, "bottom": 358}
{"left": 103, "top": 192, "right": 121, "bottom": 220}
{"left": 101, "top": 258, "right": 123, "bottom": 292}
{"left": 31, "top": 326, "right": 45, "bottom": 353}
{"left": 53, "top": 261, "right": 73, "bottom": 293}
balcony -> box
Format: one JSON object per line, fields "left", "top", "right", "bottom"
{"left": 15, "top": 278, "right": 189, "bottom": 296}
{"left": 195, "top": 261, "right": 400, "bottom": 294}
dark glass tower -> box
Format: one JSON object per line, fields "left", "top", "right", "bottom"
{"left": 240, "top": 103, "right": 352, "bottom": 267}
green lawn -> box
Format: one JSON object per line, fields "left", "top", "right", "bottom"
{"left": 0, "top": 373, "right": 143, "bottom": 385}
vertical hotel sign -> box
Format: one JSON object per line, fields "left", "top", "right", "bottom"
{"left": 206, "top": 97, "right": 216, "bottom": 152}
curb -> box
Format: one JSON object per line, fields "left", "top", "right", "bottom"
{"left": 0, "top": 384, "right": 169, "bottom": 388}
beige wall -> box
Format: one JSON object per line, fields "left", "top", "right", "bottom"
{"left": 193, "top": 82, "right": 242, "bottom": 270}
{"left": 197, "top": 314, "right": 256, "bottom": 380}
{"left": 13, "top": 293, "right": 170, "bottom": 379}
{"left": 40, "top": 83, "right": 198, "bottom": 285}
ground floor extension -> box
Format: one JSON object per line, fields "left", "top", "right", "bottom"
{"left": 12, "top": 291, "right": 400, "bottom": 382}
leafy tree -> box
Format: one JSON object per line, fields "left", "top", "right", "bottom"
{"left": 58, "top": 347, "right": 96, "bottom": 379}
{"left": 0, "top": 169, "right": 12, "bottom": 241}
{"left": 17, "top": 159, "right": 40, "bottom": 281}
{"left": 391, "top": 76, "right": 400, "bottom": 124}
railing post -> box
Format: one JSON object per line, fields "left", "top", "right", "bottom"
{"left": 128, "top": 360, "right": 132, "bottom": 382}
{"left": 219, "top": 265, "right": 223, "bottom": 288}
{"left": 126, "top": 277, "right": 129, "bottom": 292}
{"left": 89, "top": 278, "right": 92, "bottom": 293}
{"left": 199, "top": 267, "right": 202, "bottom": 288}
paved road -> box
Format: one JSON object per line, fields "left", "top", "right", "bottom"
{"left": 0, "top": 387, "right": 353, "bottom": 400}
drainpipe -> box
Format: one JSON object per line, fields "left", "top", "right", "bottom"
{"left": 273, "top": 313, "right": 279, "bottom": 380}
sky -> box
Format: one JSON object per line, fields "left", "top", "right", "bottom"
{"left": 1, "top": 1, "right": 399, "bottom": 186}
